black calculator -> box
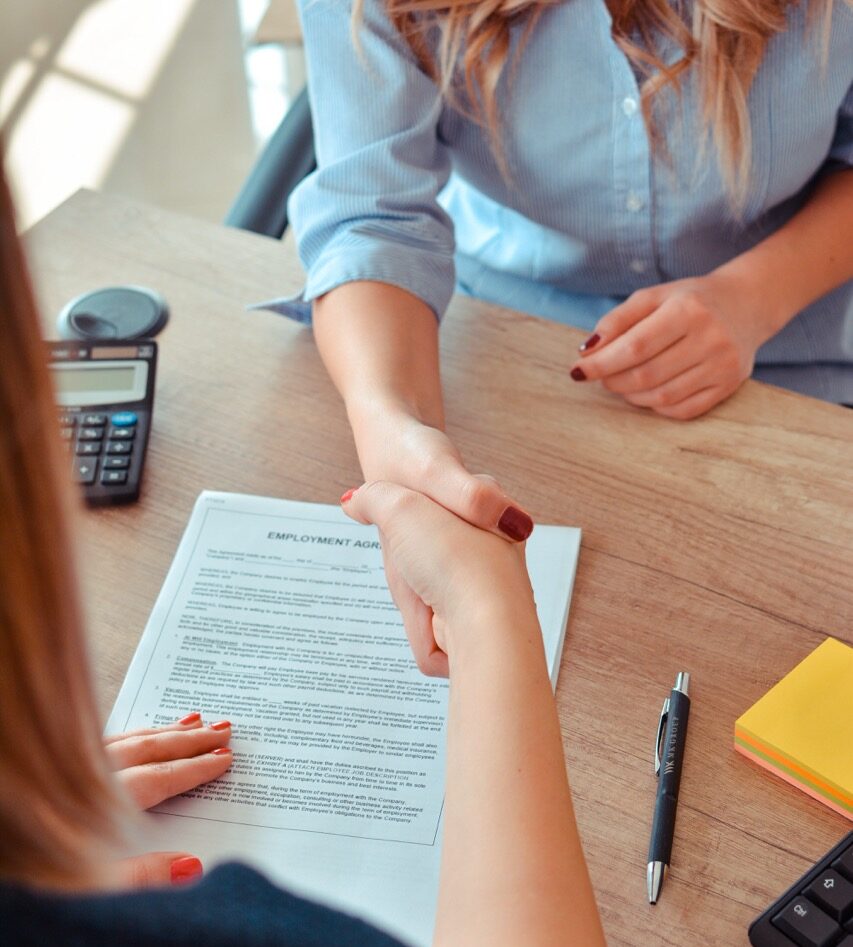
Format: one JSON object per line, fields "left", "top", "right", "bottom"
{"left": 749, "top": 831, "right": 853, "bottom": 946}
{"left": 49, "top": 339, "right": 157, "bottom": 506}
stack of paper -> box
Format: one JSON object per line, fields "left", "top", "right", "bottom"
{"left": 734, "top": 637, "right": 853, "bottom": 820}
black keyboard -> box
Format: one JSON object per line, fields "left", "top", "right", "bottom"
{"left": 750, "top": 832, "right": 853, "bottom": 946}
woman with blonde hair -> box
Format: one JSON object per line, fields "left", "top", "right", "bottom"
{"left": 271, "top": 0, "right": 853, "bottom": 673}
{"left": 0, "top": 160, "right": 602, "bottom": 942}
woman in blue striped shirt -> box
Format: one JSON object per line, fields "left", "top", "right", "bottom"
{"left": 273, "top": 0, "right": 853, "bottom": 671}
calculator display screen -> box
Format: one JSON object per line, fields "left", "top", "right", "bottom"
{"left": 50, "top": 359, "right": 148, "bottom": 407}
{"left": 53, "top": 366, "right": 136, "bottom": 395}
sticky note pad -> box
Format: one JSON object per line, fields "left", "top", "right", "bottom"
{"left": 735, "top": 638, "right": 853, "bottom": 820}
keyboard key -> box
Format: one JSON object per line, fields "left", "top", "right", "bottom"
{"left": 806, "top": 870, "right": 853, "bottom": 923}
{"left": 103, "top": 456, "right": 130, "bottom": 469}
{"left": 772, "top": 897, "right": 841, "bottom": 947}
{"left": 81, "top": 413, "right": 107, "bottom": 426}
{"left": 108, "top": 426, "right": 135, "bottom": 440}
{"left": 833, "top": 847, "right": 853, "bottom": 883}
{"left": 106, "top": 441, "right": 132, "bottom": 454}
{"left": 110, "top": 411, "right": 137, "bottom": 427}
{"left": 72, "top": 459, "right": 98, "bottom": 485}
{"left": 76, "top": 442, "right": 101, "bottom": 456}
{"left": 100, "top": 469, "right": 127, "bottom": 485}
{"left": 78, "top": 427, "right": 103, "bottom": 441}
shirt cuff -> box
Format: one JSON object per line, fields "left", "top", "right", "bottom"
{"left": 247, "top": 239, "right": 455, "bottom": 326}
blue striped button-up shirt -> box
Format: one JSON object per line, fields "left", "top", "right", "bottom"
{"left": 267, "top": 0, "right": 853, "bottom": 403}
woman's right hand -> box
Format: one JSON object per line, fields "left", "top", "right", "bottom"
{"left": 341, "top": 481, "right": 538, "bottom": 664}
{"left": 349, "top": 407, "right": 535, "bottom": 676}
{"left": 314, "top": 283, "right": 533, "bottom": 676}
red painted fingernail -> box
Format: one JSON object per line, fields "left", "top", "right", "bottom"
{"left": 570, "top": 367, "right": 587, "bottom": 382}
{"left": 498, "top": 506, "right": 534, "bottom": 542}
{"left": 209, "top": 720, "right": 230, "bottom": 731}
{"left": 579, "top": 333, "right": 600, "bottom": 352}
{"left": 179, "top": 712, "right": 201, "bottom": 725}
{"left": 340, "top": 487, "right": 357, "bottom": 504}
{"left": 170, "top": 856, "right": 203, "bottom": 885}
{"left": 211, "top": 747, "right": 231, "bottom": 756}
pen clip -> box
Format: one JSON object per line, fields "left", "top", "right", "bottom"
{"left": 654, "top": 697, "right": 670, "bottom": 776}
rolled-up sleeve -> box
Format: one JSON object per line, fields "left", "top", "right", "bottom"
{"left": 272, "top": 0, "right": 455, "bottom": 324}
{"left": 824, "top": 80, "right": 853, "bottom": 171}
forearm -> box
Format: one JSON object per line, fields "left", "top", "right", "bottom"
{"left": 715, "top": 168, "right": 853, "bottom": 339}
{"left": 313, "top": 281, "right": 445, "bottom": 436}
{"left": 434, "top": 603, "right": 604, "bottom": 947}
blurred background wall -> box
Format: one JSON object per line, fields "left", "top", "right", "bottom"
{"left": 0, "top": 0, "right": 305, "bottom": 228}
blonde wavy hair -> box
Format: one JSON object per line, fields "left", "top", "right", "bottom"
{"left": 362, "top": 0, "right": 841, "bottom": 208}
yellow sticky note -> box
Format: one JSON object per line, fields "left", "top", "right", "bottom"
{"left": 734, "top": 638, "right": 853, "bottom": 819}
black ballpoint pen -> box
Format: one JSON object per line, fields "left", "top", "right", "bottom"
{"left": 647, "top": 671, "right": 691, "bottom": 904}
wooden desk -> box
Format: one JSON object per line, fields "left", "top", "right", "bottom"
{"left": 26, "top": 190, "right": 853, "bottom": 946}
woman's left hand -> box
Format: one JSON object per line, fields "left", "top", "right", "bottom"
{"left": 103, "top": 713, "right": 233, "bottom": 887}
{"left": 568, "top": 272, "right": 774, "bottom": 420}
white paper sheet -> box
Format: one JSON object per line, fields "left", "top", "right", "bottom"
{"left": 107, "top": 492, "right": 581, "bottom": 945}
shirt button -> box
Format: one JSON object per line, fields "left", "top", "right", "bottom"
{"left": 626, "top": 192, "right": 644, "bottom": 212}
{"left": 629, "top": 259, "right": 647, "bottom": 273}
{"left": 622, "top": 96, "right": 638, "bottom": 117}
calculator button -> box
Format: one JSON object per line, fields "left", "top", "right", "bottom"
{"left": 78, "top": 427, "right": 103, "bottom": 441}
{"left": 100, "top": 469, "right": 127, "bottom": 485}
{"left": 81, "top": 413, "right": 107, "bottom": 426}
{"left": 108, "top": 426, "right": 135, "bottom": 440}
{"left": 103, "top": 456, "right": 130, "bottom": 469}
{"left": 806, "top": 870, "right": 853, "bottom": 923}
{"left": 59, "top": 413, "right": 77, "bottom": 427}
{"left": 772, "top": 897, "right": 841, "bottom": 947}
{"left": 76, "top": 442, "right": 101, "bottom": 455}
{"left": 60, "top": 428, "right": 74, "bottom": 440}
{"left": 72, "top": 459, "right": 98, "bottom": 484}
{"left": 106, "top": 441, "right": 132, "bottom": 454}
{"left": 833, "top": 848, "right": 853, "bottom": 883}
{"left": 110, "top": 411, "right": 137, "bottom": 427}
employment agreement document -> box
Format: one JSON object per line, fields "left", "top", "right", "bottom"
{"left": 108, "top": 492, "right": 581, "bottom": 945}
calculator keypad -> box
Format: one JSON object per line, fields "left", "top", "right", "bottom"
{"left": 101, "top": 469, "right": 128, "bottom": 485}
{"left": 72, "top": 458, "right": 98, "bottom": 485}
{"left": 61, "top": 411, "right": 139, "bottom": 492}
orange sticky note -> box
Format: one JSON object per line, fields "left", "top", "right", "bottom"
{"left": 735, "top": 638, "right": 853, "bottom": 820}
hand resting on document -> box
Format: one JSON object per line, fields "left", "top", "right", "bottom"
{"left": 102, "top": 712, "right": 233, "bottom": 888}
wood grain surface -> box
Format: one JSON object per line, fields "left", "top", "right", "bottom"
{"left": 25, "top": 189, "right": 853, "bottom": 946}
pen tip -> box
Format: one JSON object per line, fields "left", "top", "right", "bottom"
{"left": 647, "top": 862, "right": 664, "bottom": 904}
